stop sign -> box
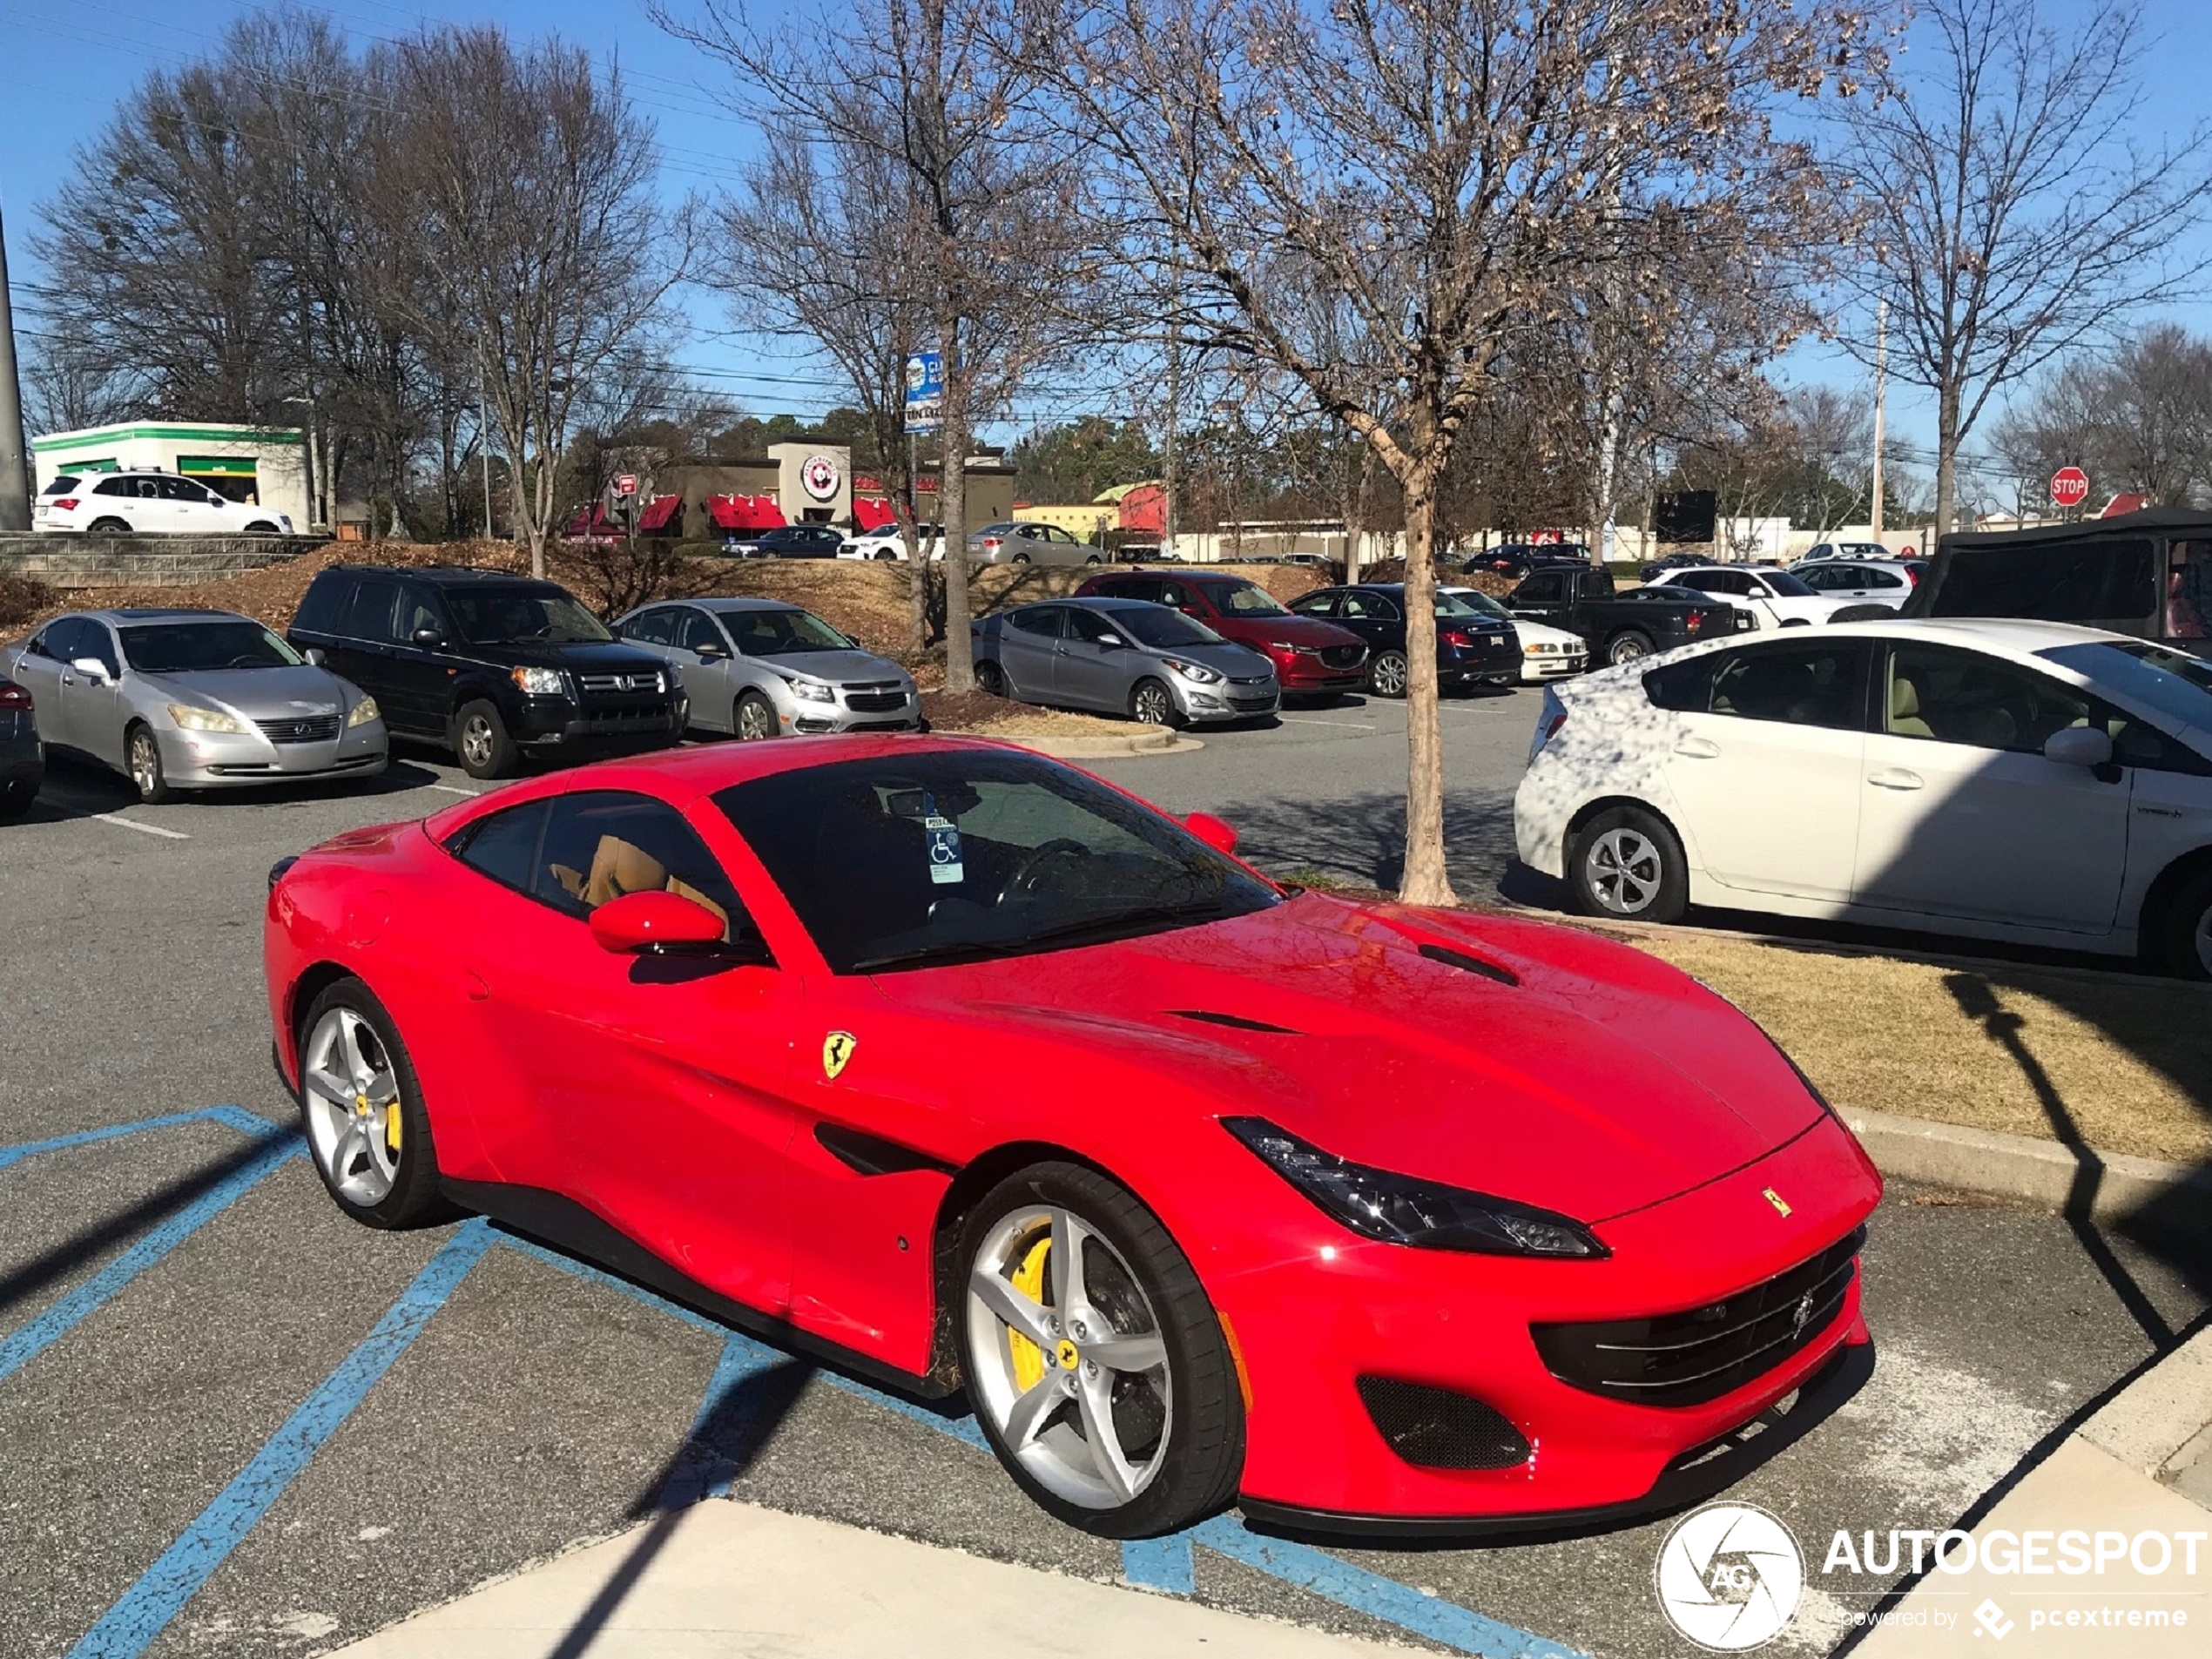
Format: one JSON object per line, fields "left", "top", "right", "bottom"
{"left": 2051, "top": 466, "right": 2089, "bottom": 508}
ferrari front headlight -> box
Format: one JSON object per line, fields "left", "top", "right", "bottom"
{"left": 166, "top": 704, "right": 250, "bottom": 734}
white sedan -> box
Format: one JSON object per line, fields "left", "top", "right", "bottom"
{"left": 1514, "top": 618, "right": 2212, "bottom": 977}
{"left": 1658, "top": 565, "right": 1866, "bottom": 627}
{"left": 1441, "top": 586, "right": 1587, "bottom": 681}
{"left": 838, "top": 522, "right": 945, "bottom": 561}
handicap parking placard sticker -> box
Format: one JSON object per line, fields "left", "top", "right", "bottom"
{"left": 924, "top": 807, "right": 964, "bottom": 885}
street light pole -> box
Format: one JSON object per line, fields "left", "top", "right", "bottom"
{"left": 0, "top": 201, "right": 31, "bottom": 533}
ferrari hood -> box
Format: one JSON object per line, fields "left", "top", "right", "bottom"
{"left": 881, "top": 894, "right": 1824, "bottom": 1223}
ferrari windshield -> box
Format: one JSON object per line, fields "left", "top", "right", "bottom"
{"left": 120, "top": 621, "right": 301, "bottom": 672}
{"left": 717, "top": 750, "right": 1280, "bottom": 973}
{"left": 448, "top": 588, "right": 613, "bottom": 645}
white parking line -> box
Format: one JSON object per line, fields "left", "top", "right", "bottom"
{"left": 86, "top": 813, "right": 190, "bottom": 840}
{"left": 422, "top": 784, "right": 478, "bottom": 797}
{"left": 1278, "top": 717, "right": 1377, "bottom": 729}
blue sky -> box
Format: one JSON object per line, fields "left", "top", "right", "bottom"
{"left": 5, "top": 0, "right": 2212, "bottom": 491}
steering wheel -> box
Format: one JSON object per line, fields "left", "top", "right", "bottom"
{"left": 1001, "top": 838, "right": 1092, "bottom": 901}
{"left": 224, "top": 653, "right": 264, "bottom": 668}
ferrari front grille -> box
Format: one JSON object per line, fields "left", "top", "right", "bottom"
{"left": 1356, "top": 1376, "right": 1531, "bottom": 1469}
{"left": 1531, "top": 1226, "right": 1865, "bottom": 1407}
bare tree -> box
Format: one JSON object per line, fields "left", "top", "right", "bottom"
{"left": 663, "top": 0, "right": 1087, "bottom": 691}
{"left": 1833, "top": 0, "right": 2212, "bottom": 538}
{"left": 1047, "top": 0, "right": 1865, "bottom": 903}
{"left": 380, "top": 26, "right": 691, "bottom": 575}
{"left": 1991, "top": 323, "right": 2212, "bottom": 509}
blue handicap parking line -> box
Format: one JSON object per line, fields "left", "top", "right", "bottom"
{"left": 66, "top": 1220, "right": 496, "bottom": 1659}
{"left": 1121, "top": 1532, "right": 1198, "bottom": 1595}
{"left": 657, "top": 1333, "right": 799, "bottom": 1508}
{"left": 0, "top": 1104, "right": 280, "bottom": 1174}
{"left": 0, "top": 1130, "right": 302, "bottom": 1386}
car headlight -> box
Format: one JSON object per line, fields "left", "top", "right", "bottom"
{"left": 1163, "top": 657, "right": 1223, "bottom": 685}
{"left": 1222, "top": 1116, "right": 1608, "bottom": 1258}
{"left": 1523, "top": 642, "right": 1555, "bottom": 656}
{"left": 790, "top": 678, "right": 835, "bottom": 703}
{"left": 346, "top": 696, "right": 381, "bottom": 727}
{"left": 166, "top": 704, "right": 250, "bottom": 734}
{"left": 511, "top": 666, "right": 566, "bottom": 695}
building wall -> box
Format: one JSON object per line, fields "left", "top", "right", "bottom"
{"left": 767, "top": 442, "right": 853, "bottom": 523}
{"left": 1009, "top": 501, "right": 1118, "bottom": 541}
{"left": 30, "top": 423, "right": 310, "bottom": 526}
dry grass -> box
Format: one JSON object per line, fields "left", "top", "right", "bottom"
{"left": 1613, "top": 931, "right": 2212, "bottom": 1164}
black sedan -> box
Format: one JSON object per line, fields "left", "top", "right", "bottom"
{"left": 1, "top": 674, "right": 43, "bottom": 819}
{"left": 1288, "top": 583, "right": 1519, "bottom": 696}
{"left": 724, "top": 523, "right": 847, "bottom": 559}
{"left": 1463, "top": 542, "right": 1592, "bottom": 581}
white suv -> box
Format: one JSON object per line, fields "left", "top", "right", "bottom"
{"left": 36, "top": 469, "right": 293, "bottom": 536}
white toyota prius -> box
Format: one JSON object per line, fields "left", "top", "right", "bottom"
{"left": 1514, "top": 618, "right": 2212, "bottom": 976}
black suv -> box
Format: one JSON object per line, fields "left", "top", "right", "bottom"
{"left": 288, "top": 566, "right": 686, "bottom": 779}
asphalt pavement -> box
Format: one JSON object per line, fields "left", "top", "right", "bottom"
{"left": 1, "top": 706, "right": 2205, "bottom": 1659}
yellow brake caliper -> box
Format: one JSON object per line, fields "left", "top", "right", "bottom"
{"left": 384, "top": 1103, "right": 402, "bottom": 1157}
{"left": 1007, "top": 1233, "right": 1052, "bottom": 1393}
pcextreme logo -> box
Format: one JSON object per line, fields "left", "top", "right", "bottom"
{"left": 1656, "top": 1502, "right": 1805, "bottom": 1651}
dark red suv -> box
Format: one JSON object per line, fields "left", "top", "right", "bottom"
{"left": 1074, "top": 570, "right": 1368, "bottom": 696}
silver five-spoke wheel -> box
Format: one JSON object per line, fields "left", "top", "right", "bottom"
{"left": 301, "top": 1006, "right": 401, "bottom": 1205}
{"left": 967, "top": 1204, "right": 1171, "bottom": 1510}
{"left": 1586, "top": 826, "right": 1662, "bottom": 915}
{"left": 457, "top": 713, "right": 496, "bottom": 772}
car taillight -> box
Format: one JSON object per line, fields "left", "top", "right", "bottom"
{"left": 981, "top": 536, "right": 1001, "bottom": 550}
{"left": 1538, "top": 710, "right": 1568, "bottom": 749}
{"left": 1905, "top": 566, "right": 1921, "bottom": 586}
{"left": 1442, "top": 629, "right": 1474, "bottom": 648}
{"left": 51, "top": 498, "right": 78, "bottom": 511}
{"left": 0, "top": 683, "right": 31, "bottom": 711}
{"left": 1685, "top": 611, "right": 1703, "bottom": 632}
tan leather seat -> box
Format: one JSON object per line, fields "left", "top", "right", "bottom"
{"left": 550, "top": 836, "right": 730, "bottom": 932}
{"left": 1889, "top": 676, "right": 1932, "bottom": 738}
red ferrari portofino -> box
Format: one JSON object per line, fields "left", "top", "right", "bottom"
{"left": 265, "top": 736, "right": 1880, "bottom": 1537}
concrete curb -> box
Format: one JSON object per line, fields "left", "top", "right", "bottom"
{"left": 954, "top": 725, "right": 1205, "bottom": 759}
{"left": 2080, "top": 1324, "right": 2212, "bottom": 1479}
{"left": 1841, "top": 1105, "right": 2212, "bottom": 1239}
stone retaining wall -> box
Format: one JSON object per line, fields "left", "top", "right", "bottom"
{"left": 0, "top": 534, "right": 325, "bottom": 587}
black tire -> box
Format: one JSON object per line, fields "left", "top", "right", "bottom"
{"left": 975, "top": 659, "right": 1009, "bottom": 698}
{"left": 1084, "top": 553, "right": 1103, "bottom": 564}
{"left": 1010, "top": 551, "right": 1032, "bottom": 566}
{"left": 452, "top": 698, "right": 518, "bottom": 779}
{"left": 294, "top": 977, "right": 458, "bottom": 1230}
{"left": 87, "top": 517, "right": 132, "bottom": 535}
{"left": 244, "top": 520, "right": 280, "bottom": 535}
{"left": 733, "top": 690, "right": 779, "bottom": 741}
{"left": 0, "top": 772, "right": 36, "bottom": 819}
{"left": 1368, "top": 649, "right": 1409, "bottom": 698}
{"left": 873, "top": 549, "right": 899, "bottom": 561}
{"left": 1129, "top": 677, "right": 1183, "bottom": 729}
{"left": 957, "top": 1162, "right": 1244, "bottom": 1538}
{"left": 2151, "top": 867, "right": 2212, "bottom": 981}
{"left": 125, "top": 723, "right": 173, "bottom": 804}
{"left": 1568, "top": 804, "right": 1688, "bottom": 923}
{"left": 1605, "top": 630, "right": 1656, "bottom": 666}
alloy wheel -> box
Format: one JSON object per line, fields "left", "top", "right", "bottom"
{"left": 1608, "top": 634, "right": 1652, "bottom": 665}
{"left": 129, "top": 732, "right": 161, "bottom": 798}
{"left": 1371, "top": 651, "right": 1408, "bottom": 697}
{"left": 1132, "top": 682, "right": 1174, "bottom": 726}
{"left": 300, "top": 1007, "right": 402, "bottom": 1206}
{"left": 736, "top": 696, "right": 776, "bottom": 740}
{"left": 458, "top": 714, "right": 495, "bottom": 771}
{"left": 1586, "top": 827, "right": 1662, "bottom": 914}
{"left": 967, "top": 1205, "right": 1172, "bottom": 1510}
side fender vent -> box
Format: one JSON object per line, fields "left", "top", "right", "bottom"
{"left": 1167, "top": 1008, "right": 1301, "bottom": 1035}
{"left": 1417, "top": 943, "right": 1519, "bottom": 987}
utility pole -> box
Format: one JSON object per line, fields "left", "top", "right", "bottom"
{"left": 478, "top": 366, "right": 494, "bottom": 539}
{"left": 0, "top": 202, "right": 31, "bottom": 533}
{"left": 1871, "top": 297, "right": 1887, "bottom": 540}
{"left": 1161, "top": 289, "right": 1180, "bottom": 562}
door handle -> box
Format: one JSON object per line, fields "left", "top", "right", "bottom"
{"left": 1868, "top": 768, "right": 1924, "bottom": 791}
{"left": 1673, "top": 737, "right": 1721, "bottom": 759}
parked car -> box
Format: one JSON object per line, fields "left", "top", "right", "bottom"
{"left": 268, "top": 736, "right": 1880, "bottom": 1535}
{"left": 973, "top": 597, "right": 1279, "bottom": 726}
{"left": 1287, "top": 583, "right": 1519, "bottom": 696}
{"left": 0, "top": 675, "right": 43, "bottom": 819}
{"left": 1075, "top": 569, "right": 1368, "bottom": 698}
{"left": 839, "top": 522, "right": 946, "bottom": 561}
{"left": 1440, "top": 587, "right": 1588, "bottom": 682}
{"left": 1639, "top": 553, "right": 1713, "bottom": 583}
{"left": 614, "top": 598, "right": 920, "bottom": 740}
{"left": 288, "top": 565, "right": 685, "bottom": 780}
{"left": 968, "top": 521, "right": 1110, "bottom": 566}
{"left": 35, "top": 469, "right": 293, "bottom": 536}
{"left": 1464, "top": 543, "right": 1591, "bottom": 581}
{"left": 1790, "top": 558, "right": 1924, "bottom": 608}
{"left": 1516, "top": 618, "right": 2212, "bottom": 976}
{"left": 1656, "top": 565, "right": 1868, "bottom": 628}
{"left": 5, "top": 608, "right": 384, "bottom": 803}
{"left": 724, "top": 523, "right": 846, "bottom": 559}
{"left": 1501, "top": 565, "right": 1752, "bottom": 665}
{"left": 1797, "top": 540, "right": 1895, "bottom": 563}
{"left": 1903, "top": 506, "right": 2212, "bottom": 658}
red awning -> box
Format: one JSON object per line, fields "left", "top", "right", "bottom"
{"left": 707, "top": 494, "right": 786, "bottom": 531}
{"left": 853, "top": 497, "right": 895, "bottom": 531}
{"left": 637, "top": 493, "right": 682, "bottom": 532}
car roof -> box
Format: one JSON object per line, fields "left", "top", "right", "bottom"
{"left": 692, "top": 597, "right": 801, "bottom": 614}
{"left": 77, "top": 607, "right": 249, "bottom": 624}
{"left": 324, "top": 564, "right": 560, "bottom": 587}
{"left": 1062, "top": 595, "right": 1158, "bottom": 611}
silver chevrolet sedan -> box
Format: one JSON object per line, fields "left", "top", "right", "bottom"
{"left": 613, "top": 597, "right": 921, "bottom": 739}
{"left": 4, "top": 608, "right": 387, "bottom": 802}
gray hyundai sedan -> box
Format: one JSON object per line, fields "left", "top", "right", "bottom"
{"left": 4, "top": 608, "right": 387, "bottom": 802}
{"left": 613, "top": 597, "right": 921, "bottom": 739}
{"left": 972, "top": 597, "right": 1280, "bottom": 725}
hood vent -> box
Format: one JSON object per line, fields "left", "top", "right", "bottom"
{"left": 1167, "top": 1008, "right": 1301, "bottom": 1035}
{"left": 1416, "top": 942, "right": 1519, "bottom": 987}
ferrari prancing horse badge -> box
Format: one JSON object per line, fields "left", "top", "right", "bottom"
{"left": 822, "top": 1031, "right": 857, "bottom": 1080}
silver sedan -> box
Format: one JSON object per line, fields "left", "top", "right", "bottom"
{"left": 971, "top": 597, "right": 1279, "bottom": 726}
{"left": 968, "top": 521, "right": 1112, "bottom": 567}
{"left": 3, "top": 608, "right": 386, "bottom": 803}
{"left": 613, "top": 597, "right": 921, "bottom": 739}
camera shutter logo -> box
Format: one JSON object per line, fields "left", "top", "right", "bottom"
{"left": 1655, "top": 1502, "right": 1804, "bottom": 1651}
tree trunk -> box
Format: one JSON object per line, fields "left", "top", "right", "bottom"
{"left": 1399, "top": 459, "right": 1457, "bottom": 907}
{"left": 938, "top": 315, "right": 974, "bottom": 692}
{"left": 1933, "top": 377, "right": 1960, "bottom": 541}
